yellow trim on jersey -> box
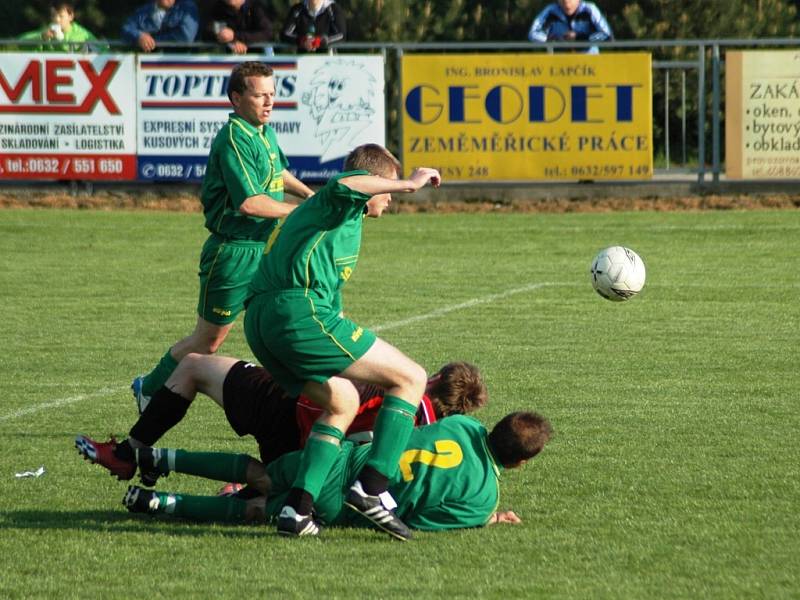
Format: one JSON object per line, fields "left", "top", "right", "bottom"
{"left": 480, "top": 435, "right": 502, "bottom": 524}
{"left": 334, "top": 255, "right": 358, "bottom": 264}
{"left": 301, "top": 230, "right": 358, "bottom": 360}
{"left": 228, "top": 125, "right": 257, "bottom": 196}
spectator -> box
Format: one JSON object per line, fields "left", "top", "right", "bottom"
{"left": 204, "top": 0, "right": 273, "bottom": 55}
{"left": 528, "top": 0, "right": 612, "bottom": 55}
{"left": 121, "top": 0, "right": 199, "bottom": 53}
{"left": 18, "top": 3, "right": 98, "bottom": 51}
{"left": 282, "top": 0, "right": 345, "bottom": 53}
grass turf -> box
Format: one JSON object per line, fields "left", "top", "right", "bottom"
{"left": 0, "top": 208, "right": 798, "bottom": 598}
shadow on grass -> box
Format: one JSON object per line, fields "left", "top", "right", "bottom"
{"left": 0, "top": 509, "right": 268, "bottom": 538}
{"left": 0, "top": 510, "right": 393, "bottom": 542}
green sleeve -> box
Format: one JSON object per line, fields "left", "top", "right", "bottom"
{"left": 218, "top": 129, "right": 265, "bottom": 210}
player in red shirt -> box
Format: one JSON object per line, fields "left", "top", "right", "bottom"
{"left": 76, "top": 353, "right": 488, "bottom": 481}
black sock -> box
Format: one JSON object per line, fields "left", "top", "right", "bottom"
{"left": 128, "top": 387, "right": 191, "bottom": 446}
{"left": 285, "top": 487, "right": 314, "bottom": 516}
{"left": 358, "top": 465, "right": 388, "bottom": 496}
{"left": 113, "top": 439, "right": 134, "bottom": 462}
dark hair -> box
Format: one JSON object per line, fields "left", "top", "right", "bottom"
{"left": 227, "top": 61, "right": 274, "bottom": 102}
{"left": 429, "top": 362, "right": 488, "bottom": 418}
{"left": 51, "top": 3, "right": 75, "bottom": 15}
{"left": 488, "top": 411, "right": 552, "bottom": 467}
{"left": 344, "top": 144, "right": 401, "bottom": 178}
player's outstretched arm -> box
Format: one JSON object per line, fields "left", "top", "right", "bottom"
{"left": 487, "top": 510, "right": 522, "bottom": 525}
{"left": 340, "top": 167, "right": 442, "bottom": 196}
{"left": 239, "top": 194, "right": 297, "bottom": 218}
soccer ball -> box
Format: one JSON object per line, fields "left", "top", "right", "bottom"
{"left": 590, "top": 246, "right": 646, "bottom": 302}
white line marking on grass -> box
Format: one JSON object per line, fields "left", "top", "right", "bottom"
{"left": 2, "top": 283, "right": 557, "bottom": 422}
{"left": 0, "top": 387, "right": 122, "bottom": 423}
{"left": 371, "top": 282, "right": 556, "bottom": 332}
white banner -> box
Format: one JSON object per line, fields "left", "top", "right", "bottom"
{"left": 0, "top": 53, "right": 137, "bottom": 179}
{"left": 136, "top": 54, "right": 386, "bottom": 181}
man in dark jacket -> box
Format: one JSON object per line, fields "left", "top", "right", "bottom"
{"left": 282, "top": 0, "right": 345, "bottom": 53}
{"left": 205, "top": 0, "right": 273, "bottom": 55}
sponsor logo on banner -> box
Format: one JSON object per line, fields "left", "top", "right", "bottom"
{"left": 136, "top": 55, "right": 385, "bottom": 182}
{"left": 401, "top": 53, "right": 652, "bottom": 181}
{"left": 0, "top": 53, "right": 136, "bottom": 179}
{"left": 726, "top": 50, "right": 800, "bottom": 179}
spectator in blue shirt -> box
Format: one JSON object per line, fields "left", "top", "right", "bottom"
{"left": 121, "top": 0, "right": 199, "bottom": 53}
{"left": 528, "top": 0, "right": 612, "bottom": 54}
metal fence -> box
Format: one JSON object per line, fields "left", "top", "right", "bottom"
{"left": 2, "top": 37, "right": 799, "bottom": 185}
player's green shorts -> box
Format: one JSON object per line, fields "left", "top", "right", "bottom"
{"left": 243, "top": 290, "right": 377, "bottom": 396}
{"left": 265, "top": 441, "right": 369, "bottom": 525}
{"left": 197, "top": 235, "right": 266, "bottom": 325}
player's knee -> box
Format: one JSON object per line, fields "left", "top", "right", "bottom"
{"left": 401, "top": 362, "right": 428, "bottom": 401}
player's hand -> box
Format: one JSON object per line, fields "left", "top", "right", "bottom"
{"left": 138, "top": 32, "right": 156, "bottom": 52}
{"left": 409, "top": 167, "right": 442, "bottom": 190}
{"left": 217, "top": 28, "right": 234, "bottom": 43}
{"left": 491, "top": 510, "right": 521, "bottom": 525}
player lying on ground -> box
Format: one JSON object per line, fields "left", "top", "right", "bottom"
{"left": 122, "top": 411, "right": 552, "bottom": 536}
{"left": 76, "top": 353, "right": 488, "bottom": 483}
{"left": 243, "top": 143, "right": 442, "bottom": 539}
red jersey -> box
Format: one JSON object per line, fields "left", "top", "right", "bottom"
{"left": 295, "top": 381, "right": 437, "bottom": 446}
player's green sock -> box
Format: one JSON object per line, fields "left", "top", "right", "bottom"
{"left": 154, "top": 449, "right": 250, "bottom": 483}
{"left": 154, "top": 492, "right": 247, "bottom": 523}
{"left": 365, "top": 395, "right": 417, "bottom": 479}
{"left": 141, "top": 350, "right": 179, "bottom": 397}
{"left": 291, "top": 423, "right": 344, "bottom": 501}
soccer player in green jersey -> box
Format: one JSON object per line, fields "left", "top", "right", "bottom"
{"left": 131, "top": 61, "right": 314, "bottom": 412}
{"left": 123, "top": 411, "right": 553, "bottom": 532}
{"left": 243, "top": 144, "right": 441, "bottom": 539}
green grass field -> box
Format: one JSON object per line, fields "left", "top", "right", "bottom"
{"left": 0, "top": 207, "right": 798, "bottom": 599}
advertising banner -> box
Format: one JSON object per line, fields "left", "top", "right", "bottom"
{"left": 137, "top": 54, "right": 386, "bottom": 182}
{"left": 0, "top": 53, "right": 137, "bottom": 180}
{"left": 401, "top": 53, "right": 652, "bottom": 181}
{"left": 726, "top": 50, "right": 800, "bottom": 179}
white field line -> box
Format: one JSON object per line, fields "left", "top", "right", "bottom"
{"left": 1, "top": 282, "right": 556, "bottom": 422}
{"left": 371, "top": 282, "right": 556, "bottom": 332}
{"left": 0, "top": 387, "right": 122, "bottom": 423}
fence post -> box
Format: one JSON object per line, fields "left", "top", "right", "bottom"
{"left": 711, "top": 43, "right": 721, "bottom": 183}
{"left": 395, "top": 46, "right": 404, "bottom": 167}
{"left": 697, "top": 43, "right": 706, "bottom": 183}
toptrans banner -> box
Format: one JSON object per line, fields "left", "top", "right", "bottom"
{"left": 402, "top": 53, "right": 652, "bottom": 181}
{"left": 0, "top": 53, "right": 137, "bottom": 180}
{"left": 726, "top": 50, "right": 800, "bottom": 179}
{"left": 137, "top": 54, "right": 385, "bottom": 181}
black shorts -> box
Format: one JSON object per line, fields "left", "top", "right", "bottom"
{"left": 222, "top": 361, "right": 301, "bottom": 465}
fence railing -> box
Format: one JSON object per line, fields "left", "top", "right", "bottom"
{"left": 2, "top": 37, "right": 799, "bottom": 185}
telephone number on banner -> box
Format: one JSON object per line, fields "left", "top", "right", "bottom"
{"left": 0, "top": 154, "right": 136, "bottom": 180}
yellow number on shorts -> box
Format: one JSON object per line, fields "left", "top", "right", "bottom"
{"left": 398, "top": 440, "right": 463, "bottom": 482}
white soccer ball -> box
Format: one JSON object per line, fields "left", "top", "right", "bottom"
{"left": 590, "top": 246, "right": 646, "bottom": 302}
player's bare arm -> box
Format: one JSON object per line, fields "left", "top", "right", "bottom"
{"left": 283, "top": 170, "right": 315, "bottom": 200}
{"left": 339, "top": 167, "right": 442, "bottom": 196}
{"left": 239, "top": 194, "right": 296, "bottom": 218}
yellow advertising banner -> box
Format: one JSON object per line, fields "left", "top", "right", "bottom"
{"left": 401, "top": 53, "right": 652, "bottom": 181}
{"left": 726, "top": 50, "right": 800, "bottom": 179}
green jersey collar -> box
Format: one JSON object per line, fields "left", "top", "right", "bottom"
{"left": 228, "top": 113, "right": 264, "bottom": 137}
